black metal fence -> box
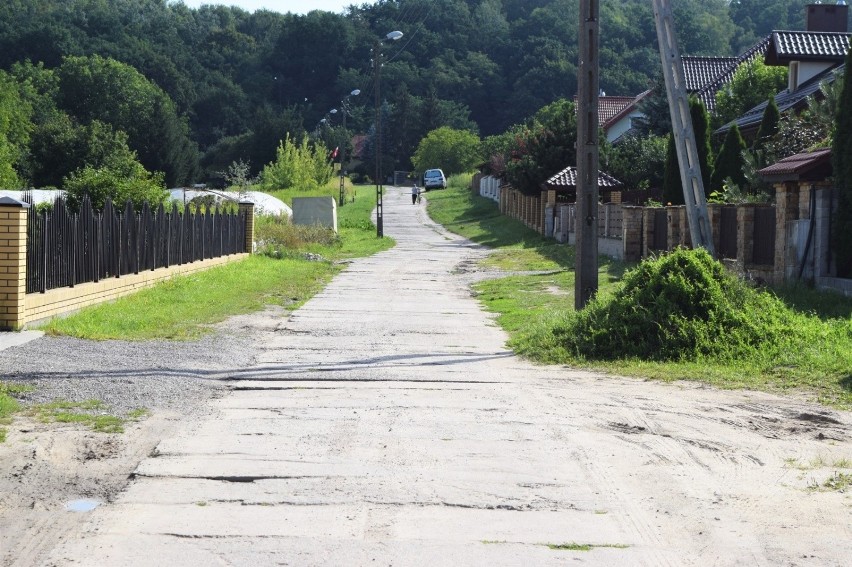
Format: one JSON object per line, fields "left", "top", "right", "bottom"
{"left": 26, "top": 196, "right": 246, "bottom": 294}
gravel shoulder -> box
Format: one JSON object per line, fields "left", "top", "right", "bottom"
{"left": 0, "top": 313, "right": 265, "bottom": 566}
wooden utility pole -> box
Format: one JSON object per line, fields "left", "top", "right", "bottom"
{"left": 652, "top": 0, "right": 715, "bottom": 255}
{"left": 575, "top": 0, "right": 600, "bottom": 309}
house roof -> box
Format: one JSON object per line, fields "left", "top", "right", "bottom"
{"left": 602, "top": 89, "right": 652, "bottom": 131}
{"left": 757, "top": 148, "right": 833, "bottom": 182}
{"left": 682, "top": 57, "right": 737, "bottom": 92}
{"left": 573, "top": 95, "right": 635, "bottom": 126}
{"left": 543, "top": 166, "right": 622, "bottom": 190}
{"left": 765, "top": 31, "right": 852, "bottom": 65}
{"left": 693, "top": 36, "right": 773, "bottom": 111}
{"left": 717, "top": 63, "right": 845, "bottom": 135}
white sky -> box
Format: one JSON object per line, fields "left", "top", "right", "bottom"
{"left": 174, "top": 0, "right": 365, "bottom": 15}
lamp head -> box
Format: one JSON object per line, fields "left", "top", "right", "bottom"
{"left": 386, "top": 30, "right": 403, "bottom": 41}
{"left": 351, "top": 89, "right": 361, "bottom": 96}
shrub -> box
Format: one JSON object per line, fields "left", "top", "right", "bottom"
{"left": 63, "top": 159, "right": 167, "bottom": 212}
{"left": 554, "top": 248, "right": 797, "bottom": 361}
{"left": 254, "top": 214, "right": 339, "bottom": 258}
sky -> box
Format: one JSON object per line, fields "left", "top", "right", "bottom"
{"left": 176, "top": 0, "right": 365, "bottom": 15}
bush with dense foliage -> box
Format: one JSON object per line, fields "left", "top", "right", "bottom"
{"left": 550, "top": 248, "right": 797, "bottom": 361}
{"left": 503, "top": 99, "right": 577, "bottom": 195}
{"left": 260, "top": 134, "right": 333, "bottom": 192}
{"left": 411, "top": 127, "right": 481, "bottom": 177}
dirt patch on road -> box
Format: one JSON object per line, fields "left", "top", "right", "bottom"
{"left": 0, "top": 412, "right": 185, "bottom": 566}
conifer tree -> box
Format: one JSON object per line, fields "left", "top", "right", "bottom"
{"left": 711, "top": 124, "right": 747, "bottom": 192}
{"left": 662, "top": 134, "right": 684, "bottom": 205}
{"left": 831, "top": 49, "right": 852, "bottom": 276}
{"left": 690, "top": 97, "right": 714, "bottom": 195}
{"left": 753, "top": 97, "right": 780, "bottom": 153}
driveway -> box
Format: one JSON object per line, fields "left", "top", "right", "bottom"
{"left": 43, "top": 186, "right": 851, "bottom": 566}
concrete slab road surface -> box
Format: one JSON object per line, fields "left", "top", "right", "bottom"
{"left": 47, "top": 187, "right": 851, "bottom": 566}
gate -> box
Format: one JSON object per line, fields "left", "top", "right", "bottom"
{"left": 752, "top": 206, "right": 776, "bottom": 265}
{"left": 719, "top": 206, "right": 737, "bottom": 259}
{"left": 651, "top": 208, "right": 668, "bottom": 251}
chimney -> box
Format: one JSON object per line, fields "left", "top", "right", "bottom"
{"left": 806, "top": 2, "right": 849, "bottom": 33}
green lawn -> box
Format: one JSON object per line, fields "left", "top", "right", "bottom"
{"left": 39, "top": 180, "right": 392, "bottom": 340}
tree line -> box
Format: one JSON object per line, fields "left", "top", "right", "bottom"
{"left": 0, "top": 0, "right": 832, "bottom": 192}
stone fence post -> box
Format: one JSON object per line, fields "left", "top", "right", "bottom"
{"left": 0, "top": 197, "right": 30, "bottom": 330}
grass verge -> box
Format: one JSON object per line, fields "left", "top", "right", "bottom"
{"left": 26, "top": 399, "right": 147, "bottom": 433}
{"left": 38, "top": 180, "right": 392, "bottom": 340}
{"left": 428, "top": 183, "right": 852, "bottom": 410}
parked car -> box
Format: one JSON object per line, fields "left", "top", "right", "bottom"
{"left": 422, "top": 169, "right": 447, "bottom": 190}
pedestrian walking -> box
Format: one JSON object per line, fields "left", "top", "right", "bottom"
{"left": 411, "top": 184, "right": 420, "bottom": 205}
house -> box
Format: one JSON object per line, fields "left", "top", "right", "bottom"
{"left": 716, "top": 3, "right": 851, "bottom": 138}
{"left": 601, "top": 90, "right": 652, "bottom": 143}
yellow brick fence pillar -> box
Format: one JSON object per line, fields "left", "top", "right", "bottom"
{"left": 0, "top": 197, "right": 30, "bottom": 330}
{"left": 239, "top": 201, "right": 255, "bottom": 254}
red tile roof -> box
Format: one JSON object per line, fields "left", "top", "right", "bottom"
{"left": 574, "top": 96, "right": 634, "bottom": 126}
{"left": 602, "top": 89, "right": 652, "bottom": 130}
{"left": 757, "top": 149, "right": 833, "bottom": 182}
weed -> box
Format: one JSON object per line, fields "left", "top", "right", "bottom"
{"left": 28, "top": 399, "right": 126, "bottom": 434}
{"left": 545, "top": 542, "right": 630, "bottom": 551}
{"left": 546, "top": 543, "right": 592, "bottom": 551}
{"left": 127, "top": 408, "right": 150, "bottom": 420}
{"left": 480, "top": 540, "right": 508, "bottom": 545}
{"left": 822, "top": 472, "right": 852, "bottom": 491}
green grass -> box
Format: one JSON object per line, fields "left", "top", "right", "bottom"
{"left": 38, "top": 180, "right": 392, "bottom": 341}
{"left": 428, "top": 184, "right": 852, "bottom": 410}
{"left": 24, "top": 399, "right": 145, "bottom": 434}
{"left": 545, "top": 542, "right": 630, "bottom": 551}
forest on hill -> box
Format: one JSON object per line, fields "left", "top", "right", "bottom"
{"left": 0, "top": 0, "right": 836, "bottom": 187}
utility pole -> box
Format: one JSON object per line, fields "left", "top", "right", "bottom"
{"left": 575, "top": 0, "right": 600, "bottom": 310}
{"left": 652, "top": 0, "right": 715, "bottom": 255}
{"left": 374, "top": 38, "right": 384, "bottom": 237}
{"left": 372, "top": 31, "right": 402, "bottom": 238}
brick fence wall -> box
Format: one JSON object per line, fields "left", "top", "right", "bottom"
{"left": 0, "top": 199, "right": 255, "bottom": 330}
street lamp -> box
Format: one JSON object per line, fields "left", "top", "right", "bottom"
{"left": 339, "top": 88, "right": 360, "bottom": 207}
{"left": 373, "top": 30, "right": 403, "bottom": 237}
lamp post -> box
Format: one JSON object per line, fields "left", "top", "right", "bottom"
{"left": 373, "top": 30, "right": 403, "bottom": 237}
{"left": 339, "top": 89, "right": 360, "bottom": 207}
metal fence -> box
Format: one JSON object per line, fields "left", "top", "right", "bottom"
{"left": 752, "top": 206, "right": 776, "bottom": 266}
{"left": 26, "top": 196, "right": 246, "bottom": 294}
{"left": 719, "top": 206, "right": 738, "bottom": 259}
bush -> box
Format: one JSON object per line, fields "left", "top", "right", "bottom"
{"left": 553, "top": 248, "right": 796, "bottom": 361}
{"left": 254, "top": 214, "right": 339, "bottom": 258}
{"left": 63, "top": 160, "right": 167, "bottom": 212}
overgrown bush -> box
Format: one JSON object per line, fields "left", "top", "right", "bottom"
{"left": 260, "top": 133, "right": 332, "bottom": 192}
{"left": 552, "top": 248, "right": 797, "bottom": 361}
{"left": 254, "top": 214, "right": 339, "bottom": 258}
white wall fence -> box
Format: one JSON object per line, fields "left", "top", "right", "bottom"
{"left": 478, "top": 175, "right": 501, "bottom": 203}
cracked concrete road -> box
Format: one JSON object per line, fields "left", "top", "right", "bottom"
{"left": 46, "top": 187, "right": 851, "bottom": 566}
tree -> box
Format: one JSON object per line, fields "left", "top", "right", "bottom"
{"left": 711, "top": 124, "right": 747, "bottom": 192}
{"left": 753, "top": 97, "right": 780, "bottom": 153}
{"left": 503, "top": 99, "right": 578, "bottom": 195}
{"left": 714, "top": 59, "right": 787, "bottom": 127}
{"left": 605, "top": 133, "right": 667, "bottom": 192}
{"left": 662, "top": 134, "right": 683, "bottom": 205}
{"left": 63, "top": 150, "right": 168, "bottom": 212}
{"left": 690, "top": 97, "right": 714, "bottom": 195}
{"left": 0, "top": 70, "right": 32, "bottom": 188}
{"left": 412, "top": 127, "right": 481, "bottom": 177}
{"left": 57, "top": 55, "right": 198, "bottom": 186}
{"left": 260, "top": 133, "right": 332, "bottom": 191}
{"left": 832, "top": 50, "right": 852, "bottom": 276}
